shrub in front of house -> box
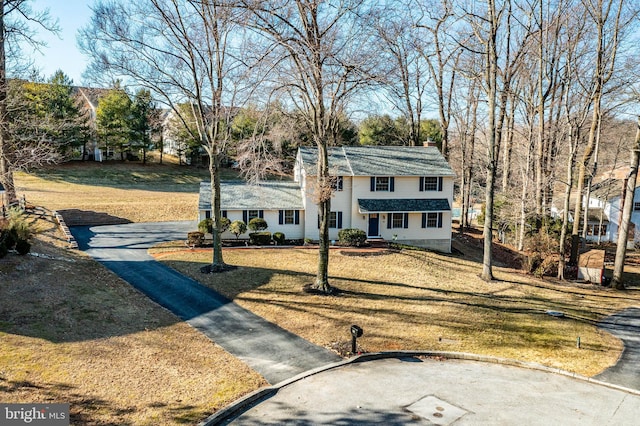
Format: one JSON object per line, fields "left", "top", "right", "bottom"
{"left": 198, "top": 217, "right": 230, "bottom": 234}
{"left": 338, "top": 228, "right": 367, "bottom": 247}
{"left": 249, "top": 232, "right": 271, "bottom": 245}
{"left": 187, "top": 231, "right": 205, "bottom": 247}
{"left": 229, "top": 220, "right": 247, "bottom": 239}
{"left": 248, "top": 217, "right": 268, "bottom": 232}
{"left": 272, "top": 232, "right": 285, "bottom": 245}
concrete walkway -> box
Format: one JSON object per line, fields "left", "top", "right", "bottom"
{"left": 71, "top": 221, "right": 340, "bottom": 384}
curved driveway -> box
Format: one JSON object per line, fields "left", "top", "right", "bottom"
{"left": 72, "top": 221, "right": 340, "bottom": 385}
{"left": 596, "top": 307, "right": 640, "bottom": 390}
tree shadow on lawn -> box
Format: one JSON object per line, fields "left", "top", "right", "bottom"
{"left": 0, "top": 377, "right": 207, "bottom": 426}
{"left": 188, "top": 260, "right": 613, "bottom": 330}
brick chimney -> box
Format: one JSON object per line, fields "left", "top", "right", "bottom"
{"left": 423, "top": 138, "right": 438, "bottom": 147}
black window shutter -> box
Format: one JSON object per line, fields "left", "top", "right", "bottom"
{"left": 294, "top": 210, "right": 300, "bottom": 224}
{"left": 279, "top": 210, "right": 284, "bottom": 225}
{"left": 317, "top": 215, "right": 320, "bottom": 228}
{"left": 390, "top": 177, "right": 395, "bottom": 192}
{"left": 370, "top": 177, "right": 375, "bottom": 192}
{"left": 222, "top": 210, "right": 227, "bottom": 218}
{"left": 419, "top": 177, "right": 424, "bottom": 192}
{"left": 387, "top": 213, "right": 392, "bottom": 229}
{"left": 206, "top": 210, "right": 211, "bottom": 219}
{"left": 338, "top": 176, "right": 343, "bottom": 191}
{"left": 438, "top": 177, "right": 443, "bottom": 192}
{"left": 403, "top": 213, "right": 409, "bottom": 228}
{"left": 438, "top": 213, "right": 443, "bottom": 228}
{"left": 338, "top": 212, "right": 343, "bottom": 228}
{"left": 422, "top": 213, "right": 426, "bottom": 228}
{"left": 242, "top": 210, "right": 248, "bottom": 223}
{"left": 259, "top": 210, "right": 264, "bottom": 218}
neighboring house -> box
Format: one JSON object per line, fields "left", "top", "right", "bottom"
{"left": 198, "top": 145, "right": 456, "bottom": 252}
{"left": 73, "top": 86, "right": 110, "bottom": 161}
{"left": 584, "top": 175, "right": 639, "bottom": 245}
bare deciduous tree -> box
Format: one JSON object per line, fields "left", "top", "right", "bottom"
{"left": 0, "top": 0, "right": 56, "bottom": 206}
{"left": 243, "top": 0, "right": 375, "bottom": 293}
{"left": 80, "top": 0, "right": 253, "bottom": 272}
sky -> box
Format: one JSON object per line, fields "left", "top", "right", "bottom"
{"left": 28, "top": 0, "right": 95, "bottom": 86}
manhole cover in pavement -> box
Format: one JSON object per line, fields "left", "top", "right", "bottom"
{"left": 406, "top": 395, "right": 468, "bottom": 425}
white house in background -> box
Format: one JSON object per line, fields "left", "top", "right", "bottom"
{"left": 198, "top": 145, "right": 456, "bottom": 252}
{"left": 583, "top": 175, "right": 640, "bottom": 245}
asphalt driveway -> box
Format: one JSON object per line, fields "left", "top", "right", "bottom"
{"left": 71, "top": 221, "right": 340, "bottom": 384}
{"left": 596, "top": 307, "right": 640, "bottom": 390}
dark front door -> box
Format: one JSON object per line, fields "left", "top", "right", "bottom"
{"left": 368, "top": 214, "right": 379, "bottom": 237}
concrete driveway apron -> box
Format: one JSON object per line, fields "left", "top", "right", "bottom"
{"left": 72, "top": 221, "right": 340, "bottom": 384}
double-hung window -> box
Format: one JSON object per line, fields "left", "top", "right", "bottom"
{"left": 387, "top": 213, "right": 408, "bottom": 229}
{"left": 420, "top": 176, "right": 443, "bottom": 191}
{"left": 279, "top": 209, "right": 300, "bottom": 225}
{"left": 332, "top": 176, "right": 344, "bottom": 191}
{"left": 370, "top": 176, "right": 395, "bottom": 192}
{"left": 243, "top": 210, "right": 264, "bottom": 223}
{"left": 421, "top": 212, "right": 443, "bottom": 228}
{"left": 319, "top": 211, "right": 343, "bottom": 229}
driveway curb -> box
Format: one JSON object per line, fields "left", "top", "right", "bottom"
{"left": 199, "top": 350, "right": 640, "bottom": 425}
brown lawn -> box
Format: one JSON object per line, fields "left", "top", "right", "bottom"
{"left": 4, "top": 159, "right": 640, "bottom": 425}
{"left": 2, "top": 162, "right": 265, "bottom": 425}
{"left": 151, "top": 243, "right": 640, "bottom": 377}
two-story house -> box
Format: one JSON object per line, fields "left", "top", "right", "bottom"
{"left": 198, "top": 145, "right": 456, "bottom": 252}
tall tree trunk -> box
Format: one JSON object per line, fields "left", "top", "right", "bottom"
{"left": 315, "top": 139, "right": 331, "bottom": 292}
{"left": 611, "top": 117, "right": 640, "bottom": 289}
{"left": 481, "top": 0, "right": 499, "bottom": 282}
{"left": 0, "top": 1, "right": 16, "bottom": 207}
{"left": 208, "top": 149, "right": 228, "bottom": 271}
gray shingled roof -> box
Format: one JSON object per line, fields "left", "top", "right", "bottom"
{"left": 199, "top": 181, "right": 303, "bottom": 210}
{"left": 298, "top": 146, "right": 455, "bottom": 177}
{"left": 358, "top": 198, "right": 451, "bottom": 213}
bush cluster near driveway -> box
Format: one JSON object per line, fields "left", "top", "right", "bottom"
{"left": 0, "top": 216, "right": 266, "bottom": 425}
{"left": 150, "top": 244, "right": 640, "bottom": 377}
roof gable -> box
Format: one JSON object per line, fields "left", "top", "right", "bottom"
{"left": 298, "top": 146, "right": 455, "bottom": 177}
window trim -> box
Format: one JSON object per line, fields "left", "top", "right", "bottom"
{"left": 387, "top": 212, "right": 409, "bottom": 229}
{"left": 370, "top": 176, "right": 395, "bottom": 192}
{"left": 422, "top": 212, "right": 443, "bottom": 228}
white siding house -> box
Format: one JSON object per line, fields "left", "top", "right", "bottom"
{"left": 584, "top": 177, "right": 639, "bottom": 245}
{"left": 199, "top": 146, "right": 456, "bottom": 252}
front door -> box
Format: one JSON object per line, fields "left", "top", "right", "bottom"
{"left": 368, "top": 214, "right": 379, "bottom": 237}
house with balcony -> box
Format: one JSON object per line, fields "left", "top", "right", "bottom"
{"left": 198, "top": 145, "right": 456, "bottom": 252}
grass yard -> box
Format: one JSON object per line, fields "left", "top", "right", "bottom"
{"left": 14, "top": 160, "right": 240, "bottom": 224}
{"left": 2, "top": 161, "right": 266, "bottom": 425}
{"left": 0, "top": 216, "right": 266, "bottom": 425}
{"left": 5, "top": 159, "right": 640, "bottom": 424}
{"left": 150, "top": 243, "right": 640, "bottom": 377}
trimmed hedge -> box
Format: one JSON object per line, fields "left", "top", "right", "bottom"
{"left": 273, "top": 232, "right": 286, "bottom": 245}
{"left": 249, "top": 232, "right": 272, "bottom": 245}
{"left": 248, "top": 217, "right": 268, "bottom": 231}
{"left": 187, "top": 231, "right": 205, "bottom": 247}
{"left": 338, "top": 228, "right": 367, "bottom": 247}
